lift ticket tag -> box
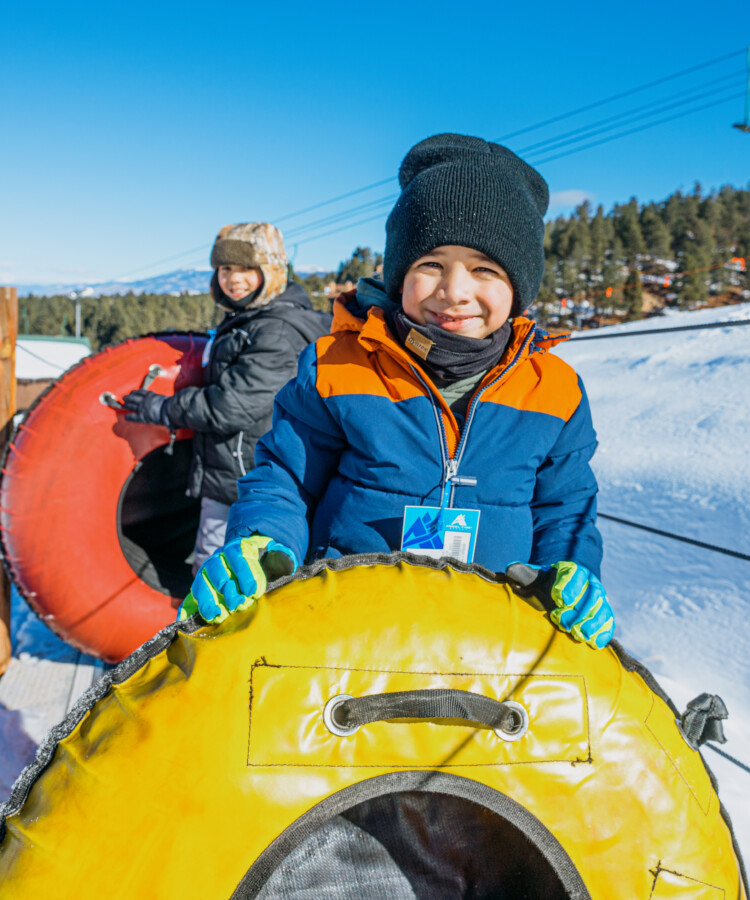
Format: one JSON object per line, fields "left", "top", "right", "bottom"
{"left": 401, "top": 506, "right": 480, "bottom": 563}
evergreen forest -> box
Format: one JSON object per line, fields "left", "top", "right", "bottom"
{"left": 18, "top": 184, "right": 750, "bottom": 350}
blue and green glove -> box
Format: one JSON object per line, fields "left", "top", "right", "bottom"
{"left": 505, "top": 561, "right": 615, "bottom": 649}
{"left": 178, "top": 535, "right": 298, "bottom": 623}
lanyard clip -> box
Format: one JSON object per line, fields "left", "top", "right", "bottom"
{"left": 440, "top": 461, "right": 477, "bottom": 526}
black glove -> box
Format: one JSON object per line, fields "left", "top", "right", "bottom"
{"left": 122, "top": 389, "right": 170, "bottom": 426}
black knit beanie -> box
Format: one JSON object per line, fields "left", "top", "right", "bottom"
{"left": 383, "top": 133, "right": 549, "bottom": 316}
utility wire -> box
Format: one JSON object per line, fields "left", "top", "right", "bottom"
{"left": 517, "top": 70, "right": 743, "bottom": 154}
{"left": 284, "top": 87, "right": 746, "bottom": 249}
{"left": 103, "top": 48, "right": 747, "bottom": 280}
{"left": 112, "top": 243, "right": 212, "bottom": 281}
{"left": 292, "top": 212, "right": 395, "bottom": 246}
{"left": 277, "top": 88, "right": 743, "bottom": 251}
{"left": 531, "top": 90, "right": 745, "bottom": 166}
{"left": 275, "top": 177, "right": 398, "bottom": 224}
{"left": 283, "top": 63, "right": 747, "bottom": 245}
{"left": 494, "top": 46, "right": 747, "bottom": 143}
{"left": 519, "top": 75, "right": 745, "bottom": 157}
{"left": 284, "top": 194, "right": 398, "bottom": 239}
{"left": 281, "top": 48, "right": 746, "bottom": 228}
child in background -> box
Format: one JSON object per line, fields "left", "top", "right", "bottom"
{"left": 181, "top": 136, "right": 614, "bottom": 648}
{"left": 122, "top": 222, "right": 331, "bottom": 573}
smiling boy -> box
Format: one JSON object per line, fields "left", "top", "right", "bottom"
{"left": 122, "top": 222, "right": 330, "bottom": 574}
{"left": 181, "top": 134, "right": 614, "bottom": 648}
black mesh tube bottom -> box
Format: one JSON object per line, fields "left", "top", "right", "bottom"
{"left": 237, "top": 774, "right": 589, "bottom": 900}
{"left": 117, "top": 440, "right": 200, "bottom": 597}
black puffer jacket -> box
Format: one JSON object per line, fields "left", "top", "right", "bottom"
{"left": 162, "top": 283, "right": 331, "bottom": 505}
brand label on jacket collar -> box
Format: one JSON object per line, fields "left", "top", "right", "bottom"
{"left": 405, "top": 328, "right": 434, "bottom": 360}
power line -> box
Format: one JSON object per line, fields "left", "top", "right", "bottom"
{"left": 290, "top": 91, "right": 743, "bottom": 250}
{"left": 284, "top": 88, "right": 746, "bottom": 250}
{"left": 518, "top": 73, "right": 745, "bottom": 157}
{"left": 531, "top": 90, "right": 744, "bottom": 167}
{"left": 293, "top": 212, "right": 395, "bottom": 246}
{"left": 103, "top": 48, "right": 747, "bottom": 279}
{"left": 284, "top": 194, "right": 398, "bottom": 239}
{"left": 112, "top": 243, "right": 212, "bottom": 281}
{"left": 283, "top": 55, "right": 747, "bottom": 248}
{"left": 276, "top": 48, "right": 746, "bottom": 229}
{"left": 275, "top": 176, "right": 397, "bottom": 224}
{"left": 494, "top": 46, "right": 747, "bottom": 143}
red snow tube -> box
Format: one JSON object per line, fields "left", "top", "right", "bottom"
{"left": 0, "top": 332, "right": 207, "bottom": 663}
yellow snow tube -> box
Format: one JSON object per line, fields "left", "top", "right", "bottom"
{"left": 0, "top": 555, "right": 746, "bottom": 899}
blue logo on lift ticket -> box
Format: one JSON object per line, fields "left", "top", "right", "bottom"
{"left": 401, "top": 506, "right": 480, "bottom": 563}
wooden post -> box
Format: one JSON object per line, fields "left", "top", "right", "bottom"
{"left": 0, "top": 286, "right": 18, "bottom": 674}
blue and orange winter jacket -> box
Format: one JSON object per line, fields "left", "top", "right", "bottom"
{"left": 226, "top": 291, "right": 602, "bottom": 576}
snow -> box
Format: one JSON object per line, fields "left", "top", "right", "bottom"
{"left": 1, "top": 302, "right": 749, "bottom": 865}
{"left": 557, "top": 301, "right": 750, "bottom": 857}
{"left": 15, "top": 337, "right": 90, "bottom": 380}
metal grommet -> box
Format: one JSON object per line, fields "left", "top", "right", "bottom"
{"left": 493, "top": 700, "right": 529, "bottom": 742}
{"left": 323, "top": 694, "right": 360, "bottom": 737}
{"left": 99, "top": 392, "right": 121, "bottom": 408}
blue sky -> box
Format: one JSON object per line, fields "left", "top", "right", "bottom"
{"left": 2, "top": 0, "right": 749, "bottom": 286}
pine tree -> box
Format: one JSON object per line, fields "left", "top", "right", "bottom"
{"left": 622, "top": 267, "right": 643, "bottom": 320}
{"left": 337, "top": 247, "right": 379, "bottom": 283}
{"left": 615, "top": 198, "right": 646, "bottom": 263}
{"left": 678, "top": 220, "right": 715, "bottom": 308}
{"left": 640, "top": 204, "right": 671, "bottom": 259}
{"left": 589, "top": 205, "right": 607, "bottom": 278}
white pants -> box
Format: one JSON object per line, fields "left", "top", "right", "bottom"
{"left": 192, "top": 497, "right": 231, "bottom": 575}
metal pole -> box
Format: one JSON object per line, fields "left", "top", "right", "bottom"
{"left": 733, "top": 45, "right": 750, "bottom": 132}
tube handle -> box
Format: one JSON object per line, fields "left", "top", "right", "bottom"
{"left": 325, "top": 688, "right": 528, "bottom": 741}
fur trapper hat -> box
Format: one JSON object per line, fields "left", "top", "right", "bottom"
{"left": 210, "top": 222, "right": 288, "bottom": 310}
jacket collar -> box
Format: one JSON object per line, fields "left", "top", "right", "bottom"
{"left": 332, "top": 289, "right": 564, "bottom": 375}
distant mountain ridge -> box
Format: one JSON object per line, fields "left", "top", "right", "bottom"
{"left": 17, "top": 268, "right": 214, "bottom": 298}
{"left": 17, "top": 266, "right": 328, "bottom": 298}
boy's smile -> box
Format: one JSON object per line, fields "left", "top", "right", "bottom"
{"left": 218, "top": 264, "right": 263, "bottom": 301}
{"left": 401, "top": 246, "right": 514, "bottom": 339}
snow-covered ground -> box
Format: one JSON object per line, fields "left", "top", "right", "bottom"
{"left": 557, "top": 301, "right": 750, "bottom": 858}
{"left": 1, "top": 302, "right": 749, "bottom": 864}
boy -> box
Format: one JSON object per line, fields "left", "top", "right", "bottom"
{"left": 181, "top": 135, "right": 614, "bottom": 648}
{"left": 122, "top": 222, "right": 330, "bottom": 573}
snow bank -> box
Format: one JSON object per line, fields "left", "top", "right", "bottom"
{"left": 558, "top": 302, "right": 750, "bottom": 856}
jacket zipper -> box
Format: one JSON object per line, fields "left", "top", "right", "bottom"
{"left": 236, "top": 431, "right": 246, "bottom": 476}
{"left": 410, "top": 322, "right": 536, "bottom": 514}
